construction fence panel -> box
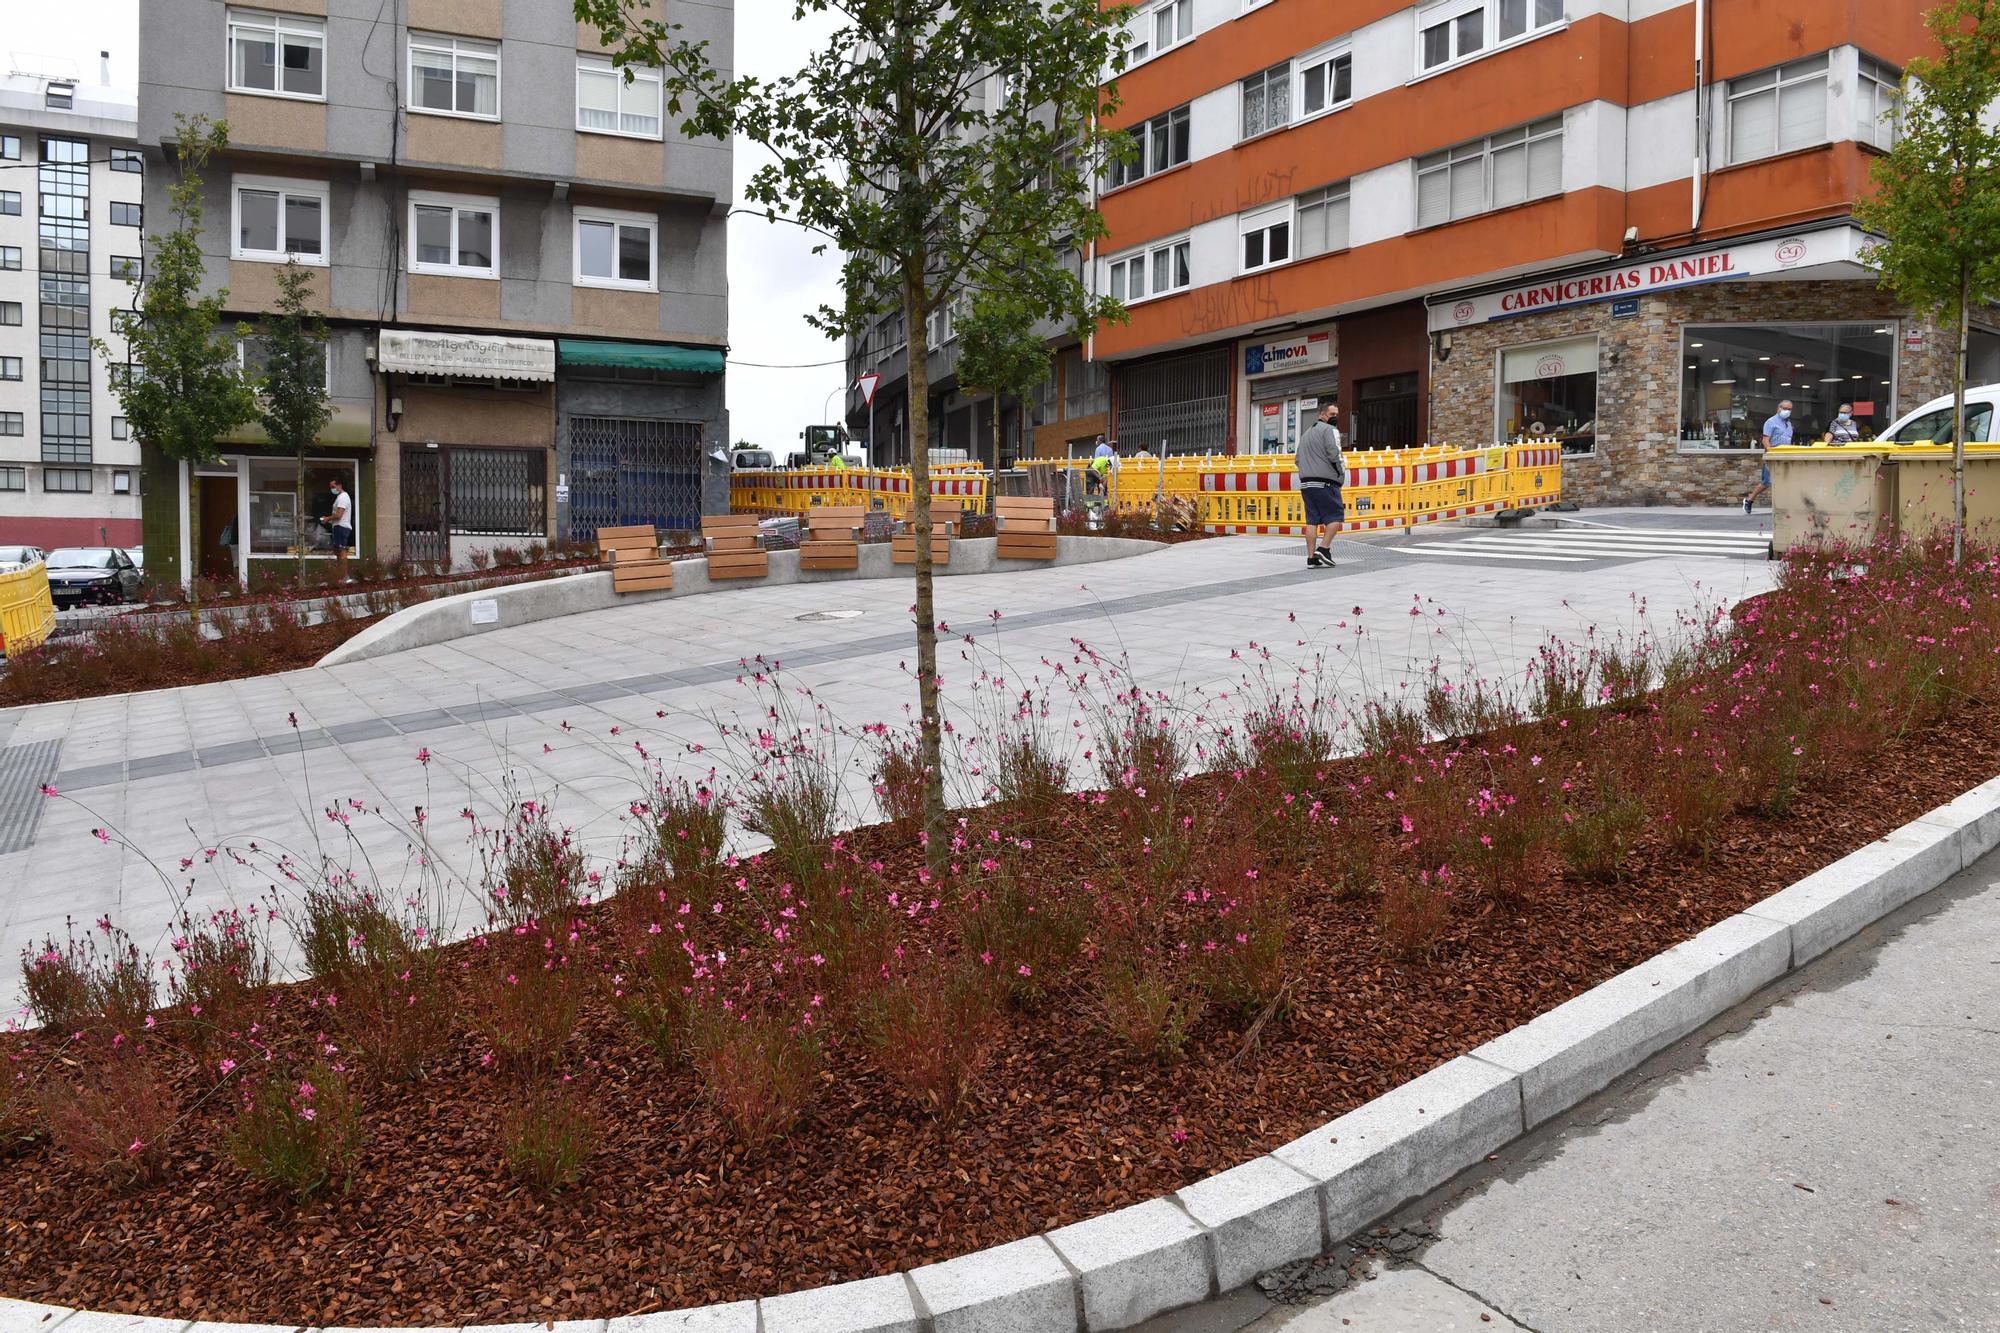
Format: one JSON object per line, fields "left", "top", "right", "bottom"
{"left": 0, "top": 563, "right": 57, "bottom": 656}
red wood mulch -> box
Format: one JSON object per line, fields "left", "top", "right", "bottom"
{"left": 2, "top": 702, "right": 1996, "bottom": 1326}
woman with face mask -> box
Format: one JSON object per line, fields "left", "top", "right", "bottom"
{"left": 1826, "top": 403, "right": 1862, "bottom": 444}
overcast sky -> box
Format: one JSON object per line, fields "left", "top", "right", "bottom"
{"left": 30, "top": 0, "right": 846, "bottom": 453}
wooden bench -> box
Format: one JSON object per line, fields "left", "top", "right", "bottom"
{"left": 596, "top": 523, "right": 674, "bottom": 594}
{"left": 800, "top": 504, "right": 866, "bottom": 571}
{"left": 702, "top": 513, "right": 769, "bottom": 580}
{"left": 891, "top": 500, "right": 962, "bottom": 566}
{"left": 995, "top": 496, "right": 1058, "bottom": 561}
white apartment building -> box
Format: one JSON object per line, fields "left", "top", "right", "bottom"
{"left": 0, "top": 60, "right": 142, "bottom": 551}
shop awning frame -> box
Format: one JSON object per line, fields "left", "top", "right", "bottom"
{"left": 377, "top": 329, "right": 556, "bottom": 382}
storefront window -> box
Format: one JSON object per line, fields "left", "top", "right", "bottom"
{"left": 1679, "top": 323, "right": 1895, "bottom": 449}
{"left": 248, "top": 456, "right": 358, "bottom": 555}
{"left": 1497, "top": 336, "right": 1597, "bottom": 456}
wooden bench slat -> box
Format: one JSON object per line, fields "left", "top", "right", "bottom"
{"left": 998, "top": 532, "right": 1059, "bottom": 560}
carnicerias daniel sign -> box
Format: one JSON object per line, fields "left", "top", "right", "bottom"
{"left": 1428, "top": 226, "right": 1871, "bottom": 332}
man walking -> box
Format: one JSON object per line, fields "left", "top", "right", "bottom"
{"left": 1297, "top": 402, "right": 1346, "bottom": 568}
{"left": 327, "top": 477, "right": 355, "bottom": 582}
{"left": 1745, "top": 398, "right": 1792, "bottom": 512}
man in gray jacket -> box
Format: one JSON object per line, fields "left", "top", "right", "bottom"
{"left": 1297, "top": 401, "right": 1347, "bottom": 568}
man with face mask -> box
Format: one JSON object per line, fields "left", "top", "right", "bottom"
{"left": 1746, "top": 399, "right": 1792, "bottom": 512}
{"left": 1827, "top": 403, "right": 1862, "bottom": 444}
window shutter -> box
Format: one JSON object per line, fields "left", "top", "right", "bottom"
{"left": 1417, "top": 168, "right": 1449, "bottom": 227}
{"left": 1730, "top": 88, "right": 1775, "bottom": 162}
{"left": 1779, "top": 76, "right": 1826, "bottom": 150}
{"left": 1490, "top": 143, "right": 1526, "bottom": 207}
{"left": 1527, "top": 133, "right": 1562, "bottom": 198}
{"left": 1450, "top": 157, "right": 1484, "bottom": 220}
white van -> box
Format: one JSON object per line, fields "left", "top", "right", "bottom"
{"left": 1874, "top": 385, "right": 2000, "bottom": 445}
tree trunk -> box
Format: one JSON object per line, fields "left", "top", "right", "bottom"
{"left": 1954, "top": 268, "right": 1969, "bottom": 566}
{"left": 904, "top": 265, "right": 947, "bottom": 863}
{"left": 991, "top": 392, "right": 1003, "bottom": 518}
{"left": 296, "top": 447, "right": 308, "bottom": 583}
{"left": 188, "top": 470, "right": 204, "bottom": 617}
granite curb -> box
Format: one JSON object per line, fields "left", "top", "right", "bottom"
{"left": 5, "top": 777, "right": 1994, "bottom": 1333}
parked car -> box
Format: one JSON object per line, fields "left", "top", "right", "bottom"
{"left": 732, "top": 447, "right": 776, "bottom": 470}
{"left": 43, "top": 547, "right": 144, "bottom": 608}
{"left": 0, "top": 545, "right": 45, "bottom": 574}
{"left": 1876, "top": 386, "right": 2000, "bottom": 445}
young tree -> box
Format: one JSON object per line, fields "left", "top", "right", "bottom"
{"left": 1854, "top": 0, "right": 2000, "bottom": 563}
{"left": 955, "top": 289, "right": 1053, "bottom": 512}
{"left": 574, "top": 0, "right": 1129, "bottom": 849}
{"left": 255, "top": 262, "right": 334, "bottom": 578}
{"left": 96, "top": 116, "right": 258, "bottom": 601}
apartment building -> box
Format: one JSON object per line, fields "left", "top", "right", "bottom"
{"left": 0, "top": 65, "right": 144, "bottom": 548}
{"left": 137, "top": 0, "right": 731, "bottom": 585}
{"left": 856, "top": 1, "right": 1992, "bottom": 506}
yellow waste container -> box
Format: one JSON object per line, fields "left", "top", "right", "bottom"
{"left": 1768, "top": 446, "right": 1894, "bottom": 554}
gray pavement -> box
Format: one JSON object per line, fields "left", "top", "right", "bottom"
{"left": 0, "top": 512, "right": 1778, "bottom": 1007}
{"left": 1148, "top": 843, "right": 2000, "bottom": 1333}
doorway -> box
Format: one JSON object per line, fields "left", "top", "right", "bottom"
{"left": 197, "top": 473, "right": 240, "bottom": 582}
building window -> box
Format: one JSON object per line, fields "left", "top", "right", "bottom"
{"left": 576, "top": 55, "right": 663, "bottom": 138}
{"left": 1858, "top": 55, "right": 1901, "bottom": 152}
{"left": 1417, "top": 117, "right": 1562, "bottom": 226}
{"left": 109, "top": 309, "right": 138, "bottom": 336}
{"left": 0, "top": 357, "right": 20, "bottom": 380}
{"left": 111, "top": 415, "right": 127, "bottom": 439}
{"left": 111, "top": 201, "right": 142, "bottom": 227}
{"left": 239, "top": 334, "right": 330, "bottom": 392}
{"left": 1678, "top": 323, "right": 1895, "bottom": 450}
{"left": 1062, "top": 346, "right": 1109, "bottom": 418}
{"left": 1727, "top": 54, "right": 1829, "bottom": 164}
{"left": 247, "top": 457, "right": 358, "bottom": 555}
{"left": 1241, "top": 63, "right": 1291, "bottom": 140}
{"left": 0, "top": 302, "right": 20, "bottom": 326}
{"left": 1419, "top": 0, "right": 1561, "bottom": 73}
{"left": 232, "top": 177, "right": 327, "bottom": 263}
{"left": 43, "top": 466, "right": 90, "bottom": 492}
{"left": 409, "top": 33, "right": 500, "bottom": 119}
{"left": 0, "top": 466, "right": 22, "bottom": 491}
{"left": 409, "top": 191, "right": 498, "bottom": 278}
{"left": 1106, "top": 235, "right": 1191, "bottom": 304}
{"left": 574, "top": 210, "right": 657, "bottom": 290}
{"left": 0, "top": 136, "right": 17, "bottom": 160}
{"left": 1298, "top": 46, "right": 1352, "bottom": 119}
{"left": 0, "top": 193, "right": 19, "bottom": 216}
{"left": 1109, "top": 104, "right": 1191, "bottom": 189}
{"left": 1127, "top": 0, "right": 1193, "bottom": 65}
{"left": 1239, "top": 203, "right": 1292, "bottom": 273}
{"left": 1296, "top": 181, "right": 1350, "bottom": 257}
{"left": 227, "top": 9, "right": 326, "bottom": 100}
{"left": 0, "top": 412, "right": 22, "bottom": 435}
{"left": 0, "top": 246, "right": 18, "bottom": 270}
{"left": 927, "top": 292, "right": 965, "bottom": 347}
{"left": 45, "top": 82, "right": 74, "bottom": 110}
{"left": 110, "top": 147, "right": 143, "bottom": 173}
{"left": 110, "top": 255, "right": 142, "bottom": 281}
{"left": 1498, "top": 335, "right": 1598, "bottom": 455}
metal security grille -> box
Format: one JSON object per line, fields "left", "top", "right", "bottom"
{"left": 1116, "top": 348, "right": 1230, "bottom": 455}
{"left": 567, "top": 416, "right": 703, "bottom": 543}
{"left": 449, "top": 446, "right": 545, "bottom": 535}
{"left": 1354, "top": 373, "right": 1420, "bottom": 448}
{"left": 39, "top": 136, "right": 90, "bottom": 466}
{"left": 400, "top": 446, "right": 444, "bottom": 564}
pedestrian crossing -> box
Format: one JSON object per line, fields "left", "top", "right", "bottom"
{"left": 1396, "top": 524, "right": 1773, "bottom": 565}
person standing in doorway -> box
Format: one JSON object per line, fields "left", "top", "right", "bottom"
{"left": 1746, "top": 399, "right": 1792, "bottom": 512}
{"left": 1297, "top": 402, "right": 1346, "bottom": 568}
{"left": 327, "top": 477, "right": 354, "bottom": 582}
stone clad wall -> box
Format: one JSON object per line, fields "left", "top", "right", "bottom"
{"left": 1428, "top": 281, "right": 1961, "bottom": 507}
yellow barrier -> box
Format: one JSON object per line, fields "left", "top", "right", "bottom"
{"left": 0, "top": 561, "right": 57, "bottom": 656}
{"left": 729, "top": 445, "right": 1563, "bottom": 535}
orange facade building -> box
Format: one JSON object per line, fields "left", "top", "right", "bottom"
{"left": 849, "top": 0, "right": 1994, "bottom": 506}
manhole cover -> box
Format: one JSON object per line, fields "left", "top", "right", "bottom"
{"left": 796, "top": 609, "right": 865, "bottom": 623}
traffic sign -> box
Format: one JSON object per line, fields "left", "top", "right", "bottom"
{"left": 856, "top": 371, "right": 881, "bottom": 406}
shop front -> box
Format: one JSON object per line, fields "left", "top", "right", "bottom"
{"left": 1110, "top": 344, "right": 1234, "bottom": 455}
{"left": 1239, "top": 325, "right": 1339, "bottom": 454}
{"left": 1426, "top": 224, "right": 1970, "bottom": 506}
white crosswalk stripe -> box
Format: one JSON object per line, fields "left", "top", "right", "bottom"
{"left": 1395, "top": 525, "right": 1770, "bottom": 566}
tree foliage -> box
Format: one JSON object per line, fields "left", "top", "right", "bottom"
{"left": 1855, "top": 0, "right": 2000, "bottom": 560}
{"left": 574, "top": 0, "right": 1131, "bottom": 845}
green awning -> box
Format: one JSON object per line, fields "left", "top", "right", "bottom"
{"left": 557, "top": 340, "right": 725, "bottom": 373}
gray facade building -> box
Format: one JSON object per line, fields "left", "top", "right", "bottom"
{"left": 137, "top": 0, "right": 731, "bottom": 585}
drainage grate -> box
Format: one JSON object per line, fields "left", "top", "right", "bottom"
{"left": 795, "top": 609, "right": 865, "bottom": 623}
{"left": 0, "top": 739, "right": 63, "bottom": 855}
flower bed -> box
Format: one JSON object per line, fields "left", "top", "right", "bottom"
{"left": 1, "top": 540, "right": 1995, "bottom": 1326}
{"left": 0, "top": 603, "right": 384, "bottom": 706}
